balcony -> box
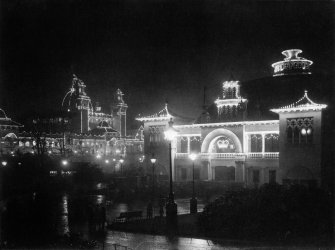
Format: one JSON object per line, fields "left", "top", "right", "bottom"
{"left": 175, "top": 152, "right": 279, "bottom": 160}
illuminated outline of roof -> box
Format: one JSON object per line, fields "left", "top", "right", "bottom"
{"left": 174, "top": 120, "right": 279, "bottom": 129}
{"left": 271, "top": 90, "right": 327, "bottom": 113}
{"left": 136, "top": 103, "right": 171, "bottom": 122}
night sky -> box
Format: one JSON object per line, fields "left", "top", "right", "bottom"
{"left": 1, "top": 0, "right": 334, "bottom": 129}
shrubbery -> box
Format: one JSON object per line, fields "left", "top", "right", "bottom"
{"left": 198, "top": 184, "right": 333, "bottom": 243}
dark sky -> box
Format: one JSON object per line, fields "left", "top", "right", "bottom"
{"left": 1, "top": 0, "right": 334, "bottom": 129}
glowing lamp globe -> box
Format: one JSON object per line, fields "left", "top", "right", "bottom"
{"left": 307, "top": 128, "right": 312, "bottom": 135}
{"left": 189, "top": 153, "right": 197, "bottom": 161}
{"left": 1, "top": 161, "right": 7, "bottom": 166}
{"left": 301, "top": 128, "right": 307, "bottom": 136}
{"left": 164, "top": 119, "right": 178, "bottom": 141}
{"left": 119, "top": 159, "right": 124, "bottom": 164}
{"left": 62, "top": 160, "right": 68, "bottom": 166}
{"left": 151, "top": 158, "right": 157, "bottom": 164}
{"left": 105, "top": 159, "right": 109, "bottom": 164}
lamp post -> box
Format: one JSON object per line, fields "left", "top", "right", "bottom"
{"left": 164, "top": 118, "right": 178, "bottom": 230}
{"left": 150, "top": 157, "right": 157, "bottom": 202}
{"left": 189, "top": 153, "right": 198, "bottom": 214}
{"left": 119, "top": 158, "right": 124, "bottom": 174}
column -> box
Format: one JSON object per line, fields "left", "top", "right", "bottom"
{"left": 187, "top": 137, "right": 190, "bottom": 154}
{"left": 207, "top": 162, "right": 213, "bottom": 181}
{"left": 262, "top": 133, "right": 265, "bottom": 157}
{"left": 235, "top": 161, "right": 245, "bottom": 183}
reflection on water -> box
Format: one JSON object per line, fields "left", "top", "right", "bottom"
{"left": 3, "top": 194, "right": 207, "bottom": 247}
{"left": 58, "top": 194, "right": 69, "bottom": 235}
{"left": 105, "top": 231, "right": 237, "bottom": 250}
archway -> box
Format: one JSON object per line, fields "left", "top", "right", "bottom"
{"left": 201, "top": 128, "right": 242, "bottom": 153}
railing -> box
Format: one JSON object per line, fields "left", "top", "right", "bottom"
{"left": 246, "top": 152, "right": 279, "bottom": 159}
{"left": 201, "top": 153, "right": 246, "bottom": 160}
{"left": 175, "top": 152, "right": 279, "bottom": 160}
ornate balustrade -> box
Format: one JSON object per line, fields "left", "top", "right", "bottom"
{"left": 175, "top": 152, "right": 279, "bottom": 160}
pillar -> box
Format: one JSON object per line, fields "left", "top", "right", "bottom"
{"left": 262, "top": 133, "right": 265, "bottom": 157}
{"left": 235, "top": 161, "right": 245, "bottom": 183}
{"left": 207, "top": 162, "right": 213, "bottom": 181}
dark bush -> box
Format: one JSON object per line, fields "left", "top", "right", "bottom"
{"left": 198, "top": 184, "right": 333, "bottom": 243}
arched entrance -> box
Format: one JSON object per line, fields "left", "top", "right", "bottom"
{"left": 201, "top": 129, "right": 242, "bottom": 153}
{"left": 201, "top": 128, "right": 243, "bottom": 182}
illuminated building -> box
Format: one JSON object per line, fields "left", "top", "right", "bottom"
{"left": 0, "top": 75, "right": 144, "bottom": 171}
{"left": 137, "top": 49, "right": 332, "bottom": 188}
{"left": 0, "top": 108, "right": 23, "bottom": 155}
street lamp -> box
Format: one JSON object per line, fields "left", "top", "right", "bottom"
{"left": 61, "top": 159, "right": 68, "bottom": 166}
{"left": 1, "top": 161, "right": 7, "bottom": 167}
{"left": 189, "top": 153, "right": 198, "bottom": 214}
{"left": 119, "top": 158, "right": 124, "bottom": 174}
{"left": 164, "top": 118, "right": 178, "bottom": 229}
{"left": 150, "top": 157, "right": 157, "bottom": 202}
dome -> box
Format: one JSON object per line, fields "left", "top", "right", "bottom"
{"left": 0, "top": 108, "right": 7, "bottom": 119}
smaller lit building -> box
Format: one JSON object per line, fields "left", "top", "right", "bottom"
{"left": 0, "top": 108, "right": 23, "bottom": 156}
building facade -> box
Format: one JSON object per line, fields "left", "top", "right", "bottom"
{"left": 137, "top": 49, "right": 330, "bottom": 188}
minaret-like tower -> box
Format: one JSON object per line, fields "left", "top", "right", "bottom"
{"left": 112, "top": 89, "right": 128, "bottom": 137}
{"left": 62, "top": 74, "right": 92, "bottom": 133}
{"left": 72, "top": 75, "right": 92, "bottom": 133}
{"left": 215, "top": 81, "right": 247, "bottom": 121}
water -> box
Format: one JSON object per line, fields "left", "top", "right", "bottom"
{"left": 2, "top": 194, "right": 311, "bottom": 249}
{"left": 2, "top": 193, "right": 206, "bottom": 247}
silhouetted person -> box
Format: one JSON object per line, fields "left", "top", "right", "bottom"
{"left": 159, "top": 196, "right": 165, "bottom": 217}
{"left": 147, "top": 202, "right": 153, "bottom": 219}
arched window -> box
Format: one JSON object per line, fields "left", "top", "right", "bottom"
{"left": 232, "top": 87, "right": 236, "bottom": 98}
{"left": 250, "top": 134, "right": 262, "bottom": 152}
{"left": 265, "top": 134, "right": 279, "bottom": 152}
{"left": 190, "top": 137, "right": 201, "bottom": 153}
{"left": 180, "top": 137, "right": 188, "bottom": 153}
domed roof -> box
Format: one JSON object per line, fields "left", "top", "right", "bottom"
{"left": 0, "top": 108, "right": 7, "bottom": 119}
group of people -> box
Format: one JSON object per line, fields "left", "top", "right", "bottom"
{"left": 146, "top": 196, "right": 166, "bottom": 219}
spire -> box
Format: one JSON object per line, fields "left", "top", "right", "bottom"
{"left": 228, "top": 72, "right": 236, "bottom": 81}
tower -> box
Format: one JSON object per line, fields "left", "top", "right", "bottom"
{"left": 62, "top": 74, "right": 92, "bottom": 133}
{"left": 271, "top": 90, "right": 327, "bottom": 186}
{"left": 112, "top": 89, "right": 128, "bottom": 137}
{"left": 214, "top": 80, "right": 247, "bottom": 121}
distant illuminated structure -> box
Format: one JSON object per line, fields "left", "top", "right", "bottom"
{"left": 0, "top": 108, "right": 23, "bottom": 155}
{"left": 112, "top": 89, "right": 128, "bottom": 137}
{"left": 62, "top": 75, "right": 127, "bottom": 136}
{"left": 62, "top": 74, "right": 93, "bottom": 133}
{"left": 271, "top": 49, "right": 313, "bottom": 76}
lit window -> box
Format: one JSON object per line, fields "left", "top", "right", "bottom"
{"left": 287, "top": 117, "right": 313, "bottom": 145}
